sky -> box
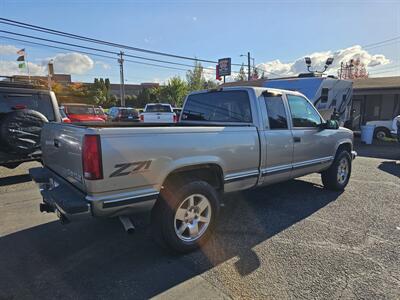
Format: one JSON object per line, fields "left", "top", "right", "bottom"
{"left": 0, "top": 0, "right": 399, "bottom": 84}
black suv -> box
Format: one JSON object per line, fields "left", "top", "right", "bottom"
{"left": 108, "top": 107, "right": 140, "bottom": 122}
{"left": 0, "top": 81, "right": 61, "bottom": 169}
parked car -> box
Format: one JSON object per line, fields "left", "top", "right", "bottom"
{"left": 30, "top": 87, "right": 356, "bottom": 253}
{"left": 140, "top": 103, "right": 176, "bottom": 123}
{"left": 59, "top": 107, "right": 71, "bottom": 123}
{"left": 0, "top": 81, "right": 61, "bottom": 169}
{"left": 62, "top": 103, "right": 105, "bottom": 123}
{"left": 94, "top": 106, "right": 108, "bottom": 121}
{"left": 108, "top": 107, "right": 140, "bottom": 122}
{"left": 366, "top": 119, "right": 395, "bottom": 140}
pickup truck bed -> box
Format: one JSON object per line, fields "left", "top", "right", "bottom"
{"left": 30, "top": 86, "right": 356, "bottom": 253}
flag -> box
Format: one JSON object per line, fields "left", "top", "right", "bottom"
{"left": 18, "top": 62, "right": 26, "bottom": 69}
{"left": 17, "top": 48, "right": 25, "bottom": 56}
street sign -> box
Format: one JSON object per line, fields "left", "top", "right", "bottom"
{"left": 218, "top": 58, "right": 231, "bottom": 76}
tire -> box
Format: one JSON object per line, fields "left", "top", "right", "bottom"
{"left": 374, "top": 127, "right": 390, "bottom": 140}
{"left": 321, "top": 150, "right": 352, "bottom": 191}
{"left": 0, "top": 109, "right": 48, "bottom": 154}
{"left": 152, "top": 180, "right": 220, "bottom": 253}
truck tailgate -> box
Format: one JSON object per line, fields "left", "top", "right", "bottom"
{"left": 41, "top": 123, "right": 87, "bottom": 191}
{"left": 143, "top": 112, "right": 174, "bottom": 123}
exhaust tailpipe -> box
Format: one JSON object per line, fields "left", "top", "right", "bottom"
{"left": 119, "top": 216, "right": 135, "bottom": 234}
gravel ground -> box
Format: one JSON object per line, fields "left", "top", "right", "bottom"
{"left": 0, "top": 144, "right": 399, "bottom": 299}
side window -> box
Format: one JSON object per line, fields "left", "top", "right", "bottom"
{"left": 287, "top": 95, "right": 322, "bottom": 128}
{"left": 182, "top": 91, "right": 252, "bottom": 123}
{"left": 263, "top": 94, "right": 288, "bottom": 129}
{"left": 320, "top": 88, "right": 329, "bottom": 103}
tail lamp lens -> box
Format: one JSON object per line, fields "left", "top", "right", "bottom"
{"left": 82, "top": 135, "right": 103, "bottom": 180}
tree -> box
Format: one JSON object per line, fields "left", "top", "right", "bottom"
{"left": 204, "top": 80, "right": 218, "bottom": 89}
{"left": 235, "top": 64, "right": 247, "bottom": 81}
{"left": 186, "top": 61, "right": 206, "bottom": 92}
{"left": 89, "top": 77, "right": 112, "bottom": 106}
{"left": 161, "top": 76, "right": 188, "bottom": 107}
{"left": 252, "top": 67, "right": 259, "bottom": 80}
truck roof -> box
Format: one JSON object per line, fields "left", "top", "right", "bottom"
{"left": 191, "top": 86, "right": 305, "bottom": 98}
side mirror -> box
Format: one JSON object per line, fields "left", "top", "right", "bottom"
{"left": 319, "top": 120, "right": 339, "bottom": 130}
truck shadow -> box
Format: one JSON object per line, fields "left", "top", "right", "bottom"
{"left": 0, "top": 174, "right": 32, "bottom": 186}
{"left": 0, "top": 179, "right": 342, "bottom": 299}
{"left": 378, "top": 161, "right": 400, "bottom": 177}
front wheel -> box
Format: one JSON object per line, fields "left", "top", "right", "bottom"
{"left": 374, "top": 127, "right": 390, "bottom": 140}
{"left": 321, "top": 150, "right": 352, "bottom": 191}
{"left": 152, "top": 180, "right": 220, "bottom": 253}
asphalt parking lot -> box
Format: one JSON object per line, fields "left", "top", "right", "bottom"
{"left": 0, "top": 142, "right": 399, "bottom": 299}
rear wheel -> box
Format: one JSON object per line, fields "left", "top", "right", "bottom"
{"left": 152, "top": 180, "right": 219, "bottom": 253}
{"left": 321, "top": 150, "right": 352, "bottom": 191}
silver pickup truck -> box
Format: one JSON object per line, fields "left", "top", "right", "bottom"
{"left": 30, "top": 87, "right": 356, "bottom": 253}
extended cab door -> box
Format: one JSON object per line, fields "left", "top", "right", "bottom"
{"left": 259, "top": 91, "right": 294, "bottom": 185}
{"left": 286, "top": 94, "right": 335, "bottom": 177}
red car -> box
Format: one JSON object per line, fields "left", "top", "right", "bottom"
{"left": 62, "top": 104, "right": 105, "bottom": 123}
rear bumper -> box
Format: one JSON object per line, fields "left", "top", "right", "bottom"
{"left": 29, "top": 167, "right": 159, "bottom": 221}
{"left": 29, "top": 167, "right": 91, "bottom": 221}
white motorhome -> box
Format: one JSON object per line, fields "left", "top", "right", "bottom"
{"left": 264, "top": 74, "right": 353, "bottom": 127}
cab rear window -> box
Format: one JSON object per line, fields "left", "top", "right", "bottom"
{"left": 145, "top": 105, "right": 172, "bottom": 113}
{"left": 182, "top": 91, "right": 252, "bottom": 123}
{"left": 0, "top": 92, "right": 55, "bottom": 121}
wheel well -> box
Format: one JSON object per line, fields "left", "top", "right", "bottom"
{"left": 162, "top": 164, "right": 224, "bottom": 192}
{"left": 374, "top": 127, "right": 390, "bottom": 134}
{"left": 336, "top": 143, "right": 351, "bottom": 157}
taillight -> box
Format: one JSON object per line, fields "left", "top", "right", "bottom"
{"left": 173, "top": 114, "right": 178, "bottom": 123}
{"left": 82, "top": 135, "right": 103, "bottom": 180}
{"left": 140, "top": 114, "right": 144, "bottom": 122}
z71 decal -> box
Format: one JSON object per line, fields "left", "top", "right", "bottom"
{"left": 109, "top": 160, "right": 152, "bottom": 178}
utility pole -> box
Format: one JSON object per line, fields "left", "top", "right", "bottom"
{"left": 247, "top": 52, "right": 251, "bottom": 81}
{"left": 118, "top": 51, "right": 126, "bottom": 107}
{"left": 47, "top": 60, "right": 54, "bottom": 91}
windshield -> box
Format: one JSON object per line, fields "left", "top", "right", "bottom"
{"left": 65, "top": 105, "right": 95, "bottom": 115}
{"left": 145, "top": 104, "right": 172, "bottom": 113}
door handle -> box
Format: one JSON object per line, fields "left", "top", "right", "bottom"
{"left": 293, "top": 137, "right": 301, "bottom": 143}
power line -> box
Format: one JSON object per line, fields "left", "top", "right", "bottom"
{"left": 0, "top": 29, "right": 219, "bottom": 71}
{"left": 363, "top": 36, "right": 400, "bottom": 49}
{"left": 0, "top": 19, "right": 287, "bottom": 77}
{"left": 0, "top": 35, "right": 190, "bottom": 72}
{"left": 0, "top": 18, "right": 268, "bottom": 72}
{"left": 0, "top": 33, "right": 251, "bottom": 76}
{"left": 0, "top": 17, "right": 219, "bottom": 64}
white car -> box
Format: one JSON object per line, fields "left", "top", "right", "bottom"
{"left": 140, "top": 103, "right": 177, "bottom": 123}
{"left": 366, "top": 119, "right": 394, "bottom": 140}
